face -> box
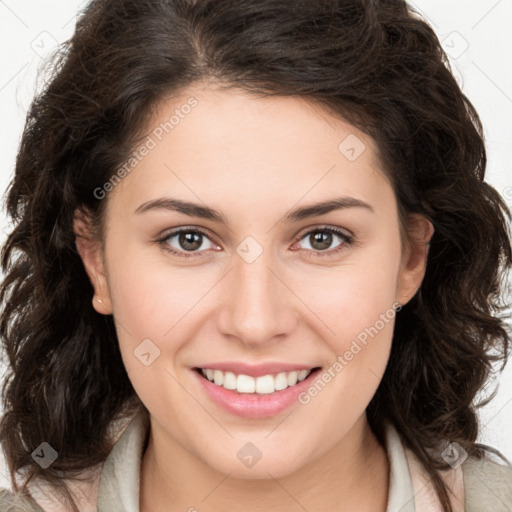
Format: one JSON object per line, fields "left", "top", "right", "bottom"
{"left": 75, "top": 82, "right": 432, "bottom": 479}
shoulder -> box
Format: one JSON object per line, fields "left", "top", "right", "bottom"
{"left": 0, "top": 409, "right": 143, "bottom": 512}
{"left": 0, "top": 488, "right": 45, "bottom": 511}
{"left": 462, "top": 454, "right": 512, "bottom": 511}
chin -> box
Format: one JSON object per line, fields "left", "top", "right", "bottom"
{"left": 201, "top": 447, "right": 307, "bottom": 481}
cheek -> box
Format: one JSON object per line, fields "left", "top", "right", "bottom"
{"left": 291, "top": 234, "right": 402, "bottom": 418}
{"left": 106, "top": 250, "right": 198, "bottom": 414}
{"left": 105, "top": 243, "right": 229, "bottom": 403}
{"left": 106, "top": 240, "right": 209, "bottom": 336}
{"left": 104, "top": 244, "right": 194, "bottom": 371}
{"left": 296, "top": 238, "right": 401, "bottom": 349}
{"left": 294, "top": 253, "right": 400, "bottom": 430}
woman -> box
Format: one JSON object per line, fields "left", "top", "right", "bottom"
{"left": 1, "top": 0, "right": 511, "bottom": 510}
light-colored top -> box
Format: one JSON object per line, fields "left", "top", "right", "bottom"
{"left": 1, "top": 410, "right": 512, "bottom": 511}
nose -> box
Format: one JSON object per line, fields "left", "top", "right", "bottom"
{"left": 216, "top": 246, "right": 299, "bottom": 347}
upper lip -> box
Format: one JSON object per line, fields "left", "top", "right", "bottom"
{"left": 194, "top": 362, "right": 320, "bottom": 378}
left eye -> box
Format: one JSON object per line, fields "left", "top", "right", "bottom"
{"left": 295, "top": 228, "right": 352, "bottom": 254}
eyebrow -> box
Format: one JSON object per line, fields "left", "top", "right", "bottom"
{"left": 134, "top": 196, "right": 375, "bottom": 223}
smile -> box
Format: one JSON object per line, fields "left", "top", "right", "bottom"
{"left": 197, "top": 367, "right": 320, "bottom": 394}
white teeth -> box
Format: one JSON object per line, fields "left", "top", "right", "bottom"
{"left": 223, "top": 371, "right": 237, "bottom": 390}
{"left": 298, "top": 369, "right": 310, "bottom": 381}
{"left": 199, "top": 368, "right": 314, "bottom": 394}
{"left": 213, "top": 370, "right": 224, "bottom": 386}
{"left": 237, "top": 374, "right": 256, "bottom": 393}
{"left": 274, "top": 372, "right": 289, "bottom": 391}
{"left": 287, "top": 371, "right": 298, "bottom": 386}
{"left": 255, "top": 375, "right": 274, "bottom": 394}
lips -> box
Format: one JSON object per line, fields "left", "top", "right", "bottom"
{"left": 192, "top": 365, "right": 323, "bottom": 419}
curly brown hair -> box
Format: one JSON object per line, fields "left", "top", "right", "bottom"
{"left": 1, "top": 0, "right": 511, "bottom": 510}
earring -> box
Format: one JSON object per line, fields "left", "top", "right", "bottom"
{"left": 95, "top": 297, "right": 104, "bottom": 304}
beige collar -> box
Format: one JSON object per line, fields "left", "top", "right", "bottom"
{"left": 383, "top": 422, "right": 465, "bottom": 511}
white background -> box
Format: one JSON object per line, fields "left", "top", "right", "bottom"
{"left": 0, "top": 0, "right": 511, "bottom": 490}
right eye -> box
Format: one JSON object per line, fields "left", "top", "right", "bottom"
{"left": 158, "top": 228, "right": 220, "bottom": 258}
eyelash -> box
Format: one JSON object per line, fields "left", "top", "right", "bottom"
{"left": 156, "top": 226, "right": 354, "bottom": 259}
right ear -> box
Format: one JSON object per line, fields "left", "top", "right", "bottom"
{"left": 73, "top": 207, "right": 113, "bottom": 315}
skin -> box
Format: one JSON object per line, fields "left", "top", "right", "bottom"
{"left": 75, "top": 81, "right": 434, "bottom": 512}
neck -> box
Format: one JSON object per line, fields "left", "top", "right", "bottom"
{"left": 140, "top": 414, "right": 390, "bottom": 512}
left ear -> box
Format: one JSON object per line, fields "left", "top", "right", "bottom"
{"left": 396, "top": 214, "right": 435, "bottom": 306}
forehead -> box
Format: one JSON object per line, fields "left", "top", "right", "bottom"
{"left": 105, "top": 83, "right": 392, "bottom": 219}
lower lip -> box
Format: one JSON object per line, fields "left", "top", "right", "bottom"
{"left": 192, "top": 367, "right": 322, "bottom": 419}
